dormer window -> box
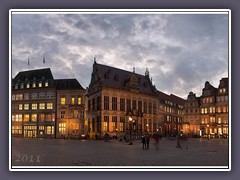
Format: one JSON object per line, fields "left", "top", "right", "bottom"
{"left": 15, "top": 84, "right": 18, "bottom": 89}
{"left": 45, "top": 81, "right": 48, "bottom": 87}
{"left": 26, "top": 83, "right": 30, "bottom": 88}
{"left": 39, "top": 82, "right": 42, "bottom": 88}
{"left": 32, "top": 82, "right": 36, "bottom": 88}
{"left": 20, "top": 83, "right": 24, "bottom": 89}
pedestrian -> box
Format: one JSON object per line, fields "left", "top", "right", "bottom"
{"left": 141, "top": 135, "right": 146, "bottom": 149}
{"left": 146, "top": 133, "right": 150, "bottom": 149}
{"left": 154, "top": 133, "right": 160, "bottom": 150}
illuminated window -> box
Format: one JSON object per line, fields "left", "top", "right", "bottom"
{"left": 26, "top": 83, "right": 30, "bottom": 88}
{"left": 39, "top": 126, "right": 45, "bottom": 130}
{"left": 45, "top": 81, "right": 48, "bottom": 87}
{"left": 204, "top": 108, "right": 207, "bottom": 114}
{"left": 218, "top": 118, "right": 222, "bottom": 124}
{"left": 32, "top": 93, "right": 38, "bottom": 99}
{"left": 61, "top": 97, "right": 66, "bottom": 105}
{"left": 24, "top": 114, "right": 30, "bottom": 122}
{"left": 32, "top": 82, "right": 36, "bottom": 88}
{"left": 78, "top": 97, "right": 82, "bottom": 105}
{"left": 24, "top": 93, "right": 30, "bottom": 100}
{"left": 31, "top": 114, "right": 37, "bottom": 122}
{"left": 217, "top": 107, "right": 221, "bottom": 113}
{"left": 71, "top": 97, "right": 75, "bottom": 105}
{"left": 39, "top": 103, "right": 45, "bottom": 109}
{"left": 39, "top": 82, "right": 42, "bottom": 87}
{"left": 39, "top": 114, "right": 44, "bottom": 121}
{"left": 47, "top": 103, "right": 53, "bottom": 109}
{"left": 223, "top": 106, "right": 227, "bottom": 113}
{"left": 209, "top": 97, "right": 213, "bottom": 103}
{"left": 32, "top": 103, "right": 37, "bottom": 110}
{"left": 24, "top": 104, "right": 29, "bottom": 110}
{"left": 103, "top": 116, "right": 109, "bottom": 131}
{"left": 46, "top": 126, "right": 54, "bottom": 135}
{"left": 59, "top": 123, "right": 66, "bottom": 135}
{"left": 16, "top": 94, "right": 23, "bottom": 100}
{"left": 19, "top": 104, "right": 23, "bottom": 110}
{"left": 12, "top": 125, "right": 22, "bottom": 135}
{"left": 12, "top": 95, "right": 16, "bottom": 101}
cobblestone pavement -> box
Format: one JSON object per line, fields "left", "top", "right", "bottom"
{"left": 11, "top": 137, "right": 229, "bottom": 167}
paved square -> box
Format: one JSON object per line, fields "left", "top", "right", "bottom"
{"left": 11, "top": 137, "right": 229, "bottom": 167}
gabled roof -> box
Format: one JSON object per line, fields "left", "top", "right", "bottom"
{"left": 55, "top": 79, "right": 84, "bottom": 90}
{"left": 158, "top": 90, "right": 185, "bottom": 106}
{"left": 91, "top": 62, "right": 157, "bottom": 96}
{"left": 169, "top": 94, "right": 185, "bottom": 106}
{"left": 13, "top": 68, "right": 53, "bottom": 83}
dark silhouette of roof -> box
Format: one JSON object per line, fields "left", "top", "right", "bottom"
{"left": 91, "top": 62, "right": 157, "bottom": 96}
{"left": 12, "top": 68, "right": 53, "bottom": 83}
{"left": 169, "top": 94, "right": 185, "bottom": 106}
{"left": 55, "top": 79, "right": 84, "bottom": 90}
{"left": 157, "top": 90, "right": 185, "bottom": 106}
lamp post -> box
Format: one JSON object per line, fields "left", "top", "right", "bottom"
{"left": 146, "top": 123, "right": 149, "bottom": 133}
{"left": 129, "top": 117, "right": 133, "bottom": 145}
{"left": 207, "top": 124, "right": 210, "bottom": 140}
{"left": 115, "top": 128, "right": 118, "bottom": 139}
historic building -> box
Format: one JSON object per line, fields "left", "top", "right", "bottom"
{"left": 55, "top": 79, "right": 86, "bottom": 139}
{"left": 11, "top": 68, "right": 85, "bottom": 139}
{"left": 184, "top": 78, "right": 229, "bottom": 138}
{"left": 86, "top": 61, "right": 159, "bottom": 139}
{"left": 158, "top": 91, "right": 185, "bottom": 136}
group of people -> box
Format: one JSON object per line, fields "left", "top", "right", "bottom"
{"left": 141, "top": 133, "right": 162, "bottom": 150}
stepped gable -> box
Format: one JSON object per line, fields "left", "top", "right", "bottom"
{"left": 93, "top": 62, "right": 157, "bottom": 96}
{"left": 54, "top": 79, "right": 84, "bottom": 90}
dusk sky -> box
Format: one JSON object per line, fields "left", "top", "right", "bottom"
{"left": 11, "top": 11, "right": 229, "bottom": 98}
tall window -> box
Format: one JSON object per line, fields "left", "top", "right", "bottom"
{"left": 45, "top": 81, "right": 48, "bottom": 87}
{"left": 71, "top": 97, "right": 75, "bottom": 105}
{"left": 46, "top": 126, "right": 54, "bottom": 135}
{"left": 61, "top": 97, "right": 66, "bottom": 105}
{"left": 92, "top": 98, "right": 95, "bottom": 111}
{"left": 39, "top": 103, "right": 45, "bottom": 110}
{"left": 47, "top": 103, "right": 53, "bottom": 109}
{"left": 15, "top": 114, "right": 22, "bottom": 122}
{"left": 112, "top": 116, "right": 117, "bottom": 131}
{"left": 24, "top": 104, "right": 29, "bottom": 110}
{"left": 24, "top": 114, "right": 30, "bottom": 122}
{"left": 138, "top": 101, "right": 142, "bottom": 112}
{"left": 112, "top": 97, "right": 117, "bottom": 111}
{"left": 127, "top": 99, "right": 131, "bottom": 111}
{"left": 120, "top": 98, "right": 125, "bottom": 111}
{"left": 144, "top": 102, "right": 147, "bottom": 113}
{"left": 32, "top": 82, "right": 36, "bottom": 88}
{"left": 19, "top": 104, "right": 23, "bottom": 110}
{"left": 104, "top": 96, "right": 109, "bottom": 110}
{"left": 39, "top": 82, "right": 42, "bottom": 87}
{"left": 78, "top": 97, "right": 82, "bottom": 105}
{"left": 148, "top": 102, "right": 152, "bottom": 114}
{"left": 153, "top": 102, "right": 156, "bottom": 114}
{"left": 80, "top": 110, "right": 84, "bottom": 119}
{"left": 59, "top": 123, "right": 66, "bottom": 135}
{"left": 31, "top": 114, "right": 37, "bottom": 122}
{"left": 103, "top": 116, "right": 109, "bottom": 131}
{"left": 60, "top": 111, "right": 65, "bottom": 118}
{"left": 132, "top": 100, "right": 137, "bottom": 110}
{"left": 32, "top": 103, "right": 37, "bottom": 110}
{"left": 39, "top": 114, "right": 44, "bottom": 121}
{"left": 26, "top": 83, "right": 30, "bottom": 88}
{"left": 97, "top": 96, "right": 101, "bottom": 110}
{"left": 120, "top": 117, "right": 125, "bottom": 132}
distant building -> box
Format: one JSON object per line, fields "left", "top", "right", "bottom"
{"left": 11, "top": 68, "right": 85, "bottom": 138}
{"left": 184, "top": 78, "right": 229, "bottom": 138}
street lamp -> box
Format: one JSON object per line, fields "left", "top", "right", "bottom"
{"left": 146, "top": 123, "right": 149, "bottom": 133}
{"left": 129, "top": 117, "right": 133, "bottom": 145}
{"left": 115, "top": 128, "right": 118, "bottom": 139}
{"left": 207, "top": 124, "right": 210, "bottom": 140}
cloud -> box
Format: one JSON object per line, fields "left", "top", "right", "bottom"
{"left": 11, "top": 12, "right": 229, "bottom": 98}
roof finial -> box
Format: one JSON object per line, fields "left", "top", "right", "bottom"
{"left": 145, "top": 68, "right": 149, "bottom": 76}
{"left": 133, "top": 67, "right": 135, "bottom": 73}
{"left": 94, "top": 55, "right": 96, "bottom": 64}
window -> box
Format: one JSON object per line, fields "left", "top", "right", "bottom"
{"left": 217, "top": 107, "right": 221, "bottom": 113}
{"left": 47, "top": 92, "right": 54, "bottom": 99}
{"left": 16, "top": 114, "right": 22, "bottom": 122}
{"left": 70, "top": 110, "right": 78, "bottom": 118}
{"left": 24, "top": 104, "right": 29, "bottom": 110}
{"left": 46, "top": 126, "right": 54, "bottom": 135}
{"left": 45, "top": 81, "right": 48, "bottom": 87}
{"left": 39, "top": 82, "right": 42, "bottom": 87}
{"left": 39, "top": 103, "right": 45, "bottom": 110}
{"left": 12, "top": 95, "right": 16, "bottom": 101}
{"left": 59, "top": 123, "right": 66, "bottom": 135}
{"left": 201, "top": 108, "right": 204, "bottom": 114}
{"left": 32, "top": 82, "right": 36, "bottom": 88}
{"left": 20, "top": 83, "right": 24, "bottom": 89}
{"left": 39, "top": 92, "right": 45, "bottom": 99}
{"left": 78, "top": 97, "right": 82, "bottom": 105}
{"left": 97, "top": 97, "right": 101, "bottom": 110}
{"left": 218, "top": 118, "right": 222, "bottom": 124}
{"left": 223, "top": 106, "right": 227, "bottom": 113}
{"left": 204, "top": 108, "right": 207, "bottom": 114}
{"left": 26, "top": 83, "right": 30, "bottom": 88}
{"left": 60, "top": 111, "right": 65, "bottom": 118}
{"left": 148, "top": 102, "right": 152, "bottom": 114}
{"left": 80, "top": 110, "right": 84, "bottom": 119}
{"left": 32, "top": 103, "right": 37, "bottom": 110}
{"left": 104, "top": 96, "right": 109, "bottom": 110}
{"left": 15, "top": 84, "right": 18, "bottom": 89}
{"left": 47, "top": 103, "right": 53, "bottom": 109}
{"left": 16, "top": 94, "right": 23, "bottom": 100}
{"left": 92, "top": 98, "right": 95, "bottom": 111}
{"left": 71, "top": 97, "right": 75, "bottom": 105}
{"left": 24, "top": 93, "right": 30, "bottom": 100}
{"left": 138, "top": 101, "right": 143, "bottom": 113}
{"left": 127, "top": 99, "right": 131, "bottom": 111}
{"left": 112, "top": 116, "right": 117, "bottom": 131}
{"left": 61, "top": 97, "right": 66, "bottom": 105}
{"left": 120, "top": 98, "right": 125, "bottom": 111}
{"left": 31, "top": 114, "right": 37, "bottom": 122}
{"left": 19, "top": 104, "right": 23, "bottom": 110}
{"left": 119, "top": 117, "right": 125, "bottom": 132}
{"left": 103, "top": 116, "right": 109, "bottom": 131}
{"left": 24, "top": 114, "right": 30, "bottom": 122}
{"left": 112, "top": 97, "right": 117, "bottom": 111}
{"left": 39, "top": 114, "right": 45, "bottom": 121}
{"left": 144, "top": 102, "right": 147, "bottom": 113}
{"left": 132, "top": 100, "right": 136, "bottom": 110}
{"left": 12, "top": 125, "right": 22, "bottom": 135}
{"left": 32, "top": 93, "right": 38, "bottom": 99}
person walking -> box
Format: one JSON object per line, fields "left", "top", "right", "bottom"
{"left": 141, "top": 135, "right": 146, "bottom": 149}
{"left": 154, "top": 133, "right": 160, "bottom": 150}
{"left": 146, "top": 133, "right": 150, "bottom": 149}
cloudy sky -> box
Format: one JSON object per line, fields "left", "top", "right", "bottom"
{"left": 11, "top": 11, "right": 229, "bottom": 98}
